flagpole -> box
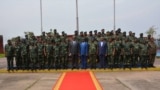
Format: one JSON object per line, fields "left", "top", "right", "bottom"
{"left": 76, "top": 0, "right": 79, "bottom": 34}
{"left": 40, "top": 0, "right": 43, "bottom": 33}
{"left": 113, "top": 0, "right": 116, "bottom": 33}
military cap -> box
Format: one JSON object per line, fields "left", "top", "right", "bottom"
{"left": 89, "top": 31, "right": 92, "bottom": 33}
{"left": 101, "top": 29, "right": 105, "bottom": 31}
{"left": 62, "top": 31, "right": 65, "bottom": 33}
{"left": 117, "top": 28, "right": 121, "bottom": 32}
{"left": 80, "top": 31, "right": 83, "bottom": 33}
{"left": 75, "top": 30, "right": 78, "bottom": 32}
{"left": 94, "top": 30, "right": 97, "bottom": 32}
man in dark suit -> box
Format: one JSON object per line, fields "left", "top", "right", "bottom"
{"left": 97, "top": 37, "right": 108, "bottom": 69}
{"left": 69, "top": 36, "right": 79, "bottom": 69}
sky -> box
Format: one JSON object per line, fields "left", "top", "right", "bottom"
{"left": 0, "top": 0, "right": 160, "bottom": 44}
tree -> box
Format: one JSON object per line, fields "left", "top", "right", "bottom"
{"left": 146, "top": 26, "right": 157, "bottom": 38}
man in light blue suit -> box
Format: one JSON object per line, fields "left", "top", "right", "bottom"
{"left": 79, "top": 38, "right": 89, "bottom": 69}
{"left": 97, "top": 37, "right": 108, "bottom": 69}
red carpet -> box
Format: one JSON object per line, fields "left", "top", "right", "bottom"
{"left": 53, "top": 71, "right": 102, "bottom": 90}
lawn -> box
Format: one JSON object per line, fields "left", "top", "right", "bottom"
{"left": 0, "top": 54, "right": 5, "bottom": 58}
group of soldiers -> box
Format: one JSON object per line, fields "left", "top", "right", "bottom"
{"left": 5, "top": 28, "right": 157, "bottom": 71}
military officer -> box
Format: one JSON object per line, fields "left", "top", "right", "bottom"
{"left": 29, "top": 42, "right": 38, "bottom": 71}
{"left": 14, "top": 41, "right": 22, "bottom": 70}
{"left": 60, "top": 39, "right": 69, "bottom": 69}
{"left": 54, "top": 42, "right": 61, "bottom": 70}
{"left": 5, "top": 40, "right": 14, "bottom": 71}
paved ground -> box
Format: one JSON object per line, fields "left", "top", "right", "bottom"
{"left": 0, "top": 58, "right": 160, "bottom": 90}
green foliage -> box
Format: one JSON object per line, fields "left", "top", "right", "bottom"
{"left": 146, "top": 26, "right": 158, "bottom": 37}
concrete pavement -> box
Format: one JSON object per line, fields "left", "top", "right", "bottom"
{"left": 0, "top": 71, "right": 160, "bottom": 90}
{"left": 0, "top": 58, "right": 160, "bottom": 90}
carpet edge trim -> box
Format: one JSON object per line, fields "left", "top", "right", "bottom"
{"left": 53, "top": 72, "right": 66, "bottom": 90}
{"left": 89, "top": 71, "right": 103, "bottom": 90}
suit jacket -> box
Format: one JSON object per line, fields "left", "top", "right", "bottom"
{"left": 69, "top": 40, "right": 79, "bottom": 55}
{"left": 79, "top": 42, "right": 89, "bottom": 56}
{"left": 98, "top": 41, "right": 108, "bottom": 55}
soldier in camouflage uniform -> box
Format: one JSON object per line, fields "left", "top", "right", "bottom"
{"left": 94, "top": 30, "right": 98, "bottom": 37}
{"left": 61, "top": 31, "right": 67, "bottom": 42}
{"left": 37, "top": 40, "right": 45, "bottom": 69}
{"left": 105, "top": 31, "right": 111, "bottom": 42}
{"left": 107, "top": 38, "right": 115, "bottom": 69}
{"left": 148, "top": 38, "right": 157, "bottom": 67}
{"left": 117, "top": 28, "right": 123, "bottom": 41}
{"left": 41, "top": 31, "right": 46, "bottom": 42}
{"left": 88, "top": 31, "right": 95, "bottom": 43}
{"left": 95, "top": 32, "right": 102, "bottom": 63}
{"left": 46, "top": 32, "right": 54, "bottom": 44}
{"left": 132, "top": 38, "right": 141, "bottom": 67}
{"left": 114, "top": 37, "right": 122, "bottom": 68}
{"left": 127, "top": 31, "right": 133, "bottom": 42}
{"left": 24, "top": 35, "right": 30, "bottom": 67}
{"left": 5, "top": 40, "right": 14, "bottom": 71}
{"left": 139, "top": 41, "right": 149, "bottom": 68}
{"left": 139, "top": 33, "right": 145, "bottom": 44}
{"left": 53, "top": 29, "right": 58, "bottom": 37}
{"left": 54, "top": 42, "right": 61, "bottom": 70}
{"left": 54, "top": 33, "right": 61, "bottom": 44}
{"left": 89, "top": 38, "right": 97, "bottom": 69}
{"left": 29, "top": 42, "right": 38, "bottom": 71}
{"left": 21, "top": 39, "right": 29, "bottom": 70}
{"left": 101, "top": 29, "right": 105, "bottom": 37}
{"left": 74, "top": 30, "right": 79, "bottom": 41}
{"left": 14, "top": 41, "right": 22, "bottom": 70}
{"left": 122, "top": 38, "right": 133, "bottom": 69}
{"left": 60, "top": 39, "right": 69, "bottom": 69}
{"left": 45, "top": 40, "right": 54, "bottom": 70}
{"left": 84, "top": 31, "right": 88, "bottom": 42}
{"left": 121, "top": 31, "right": 127, "bottom": 44}
{"left": 132, "top": 32, "right": 136, "bottom": 42}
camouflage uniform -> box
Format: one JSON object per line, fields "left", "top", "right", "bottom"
{"left": 88, "top": 31, "right": 95, "bottom": 43}
{"left": 132, "top": 39, "right": 141, "bottom": 67}
{"left": 139, "top": 41, "right": 149, "bottom": 68}
{"left": 21, "top": 40, "right": 29, "bottom": 69}
{"left": 37, "top": 41, "right": 45, "bottom": 69}
{"left": 60, "top": 41, "right": 68, "bottom": 69}
{"left": 54, "top": 43, "right": 61, "bottom": 70}
{"left": 148, "top": 39, "right": 157, "bottom": 67}
{"left": 5, "top": 40, "right": 14, "bottom": 71}
{"left": 45, "top": 42, "right": 54, "bottom": 70}
{"left": 41, "top": 32, "right": 46, "bottom": 42}
{"left": 101, "top": 29, "right": 106, "bottom": 37}
{"left": 114, "top": 38, "right": 122, "bottom": 68}
{"left": 29, "top": 42, "right": 38, "bottom": 71}
{"left": 122, "top": 39, "right": 133, "bottom": 69}
{"left": 89, "top": 39, "right": 97, "bottom": 69}
{"left": 14, "top": 41, "right": 22, "bottom": 70}
{"left": 107, "top": 38, "right": 115, "bottom": 69}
